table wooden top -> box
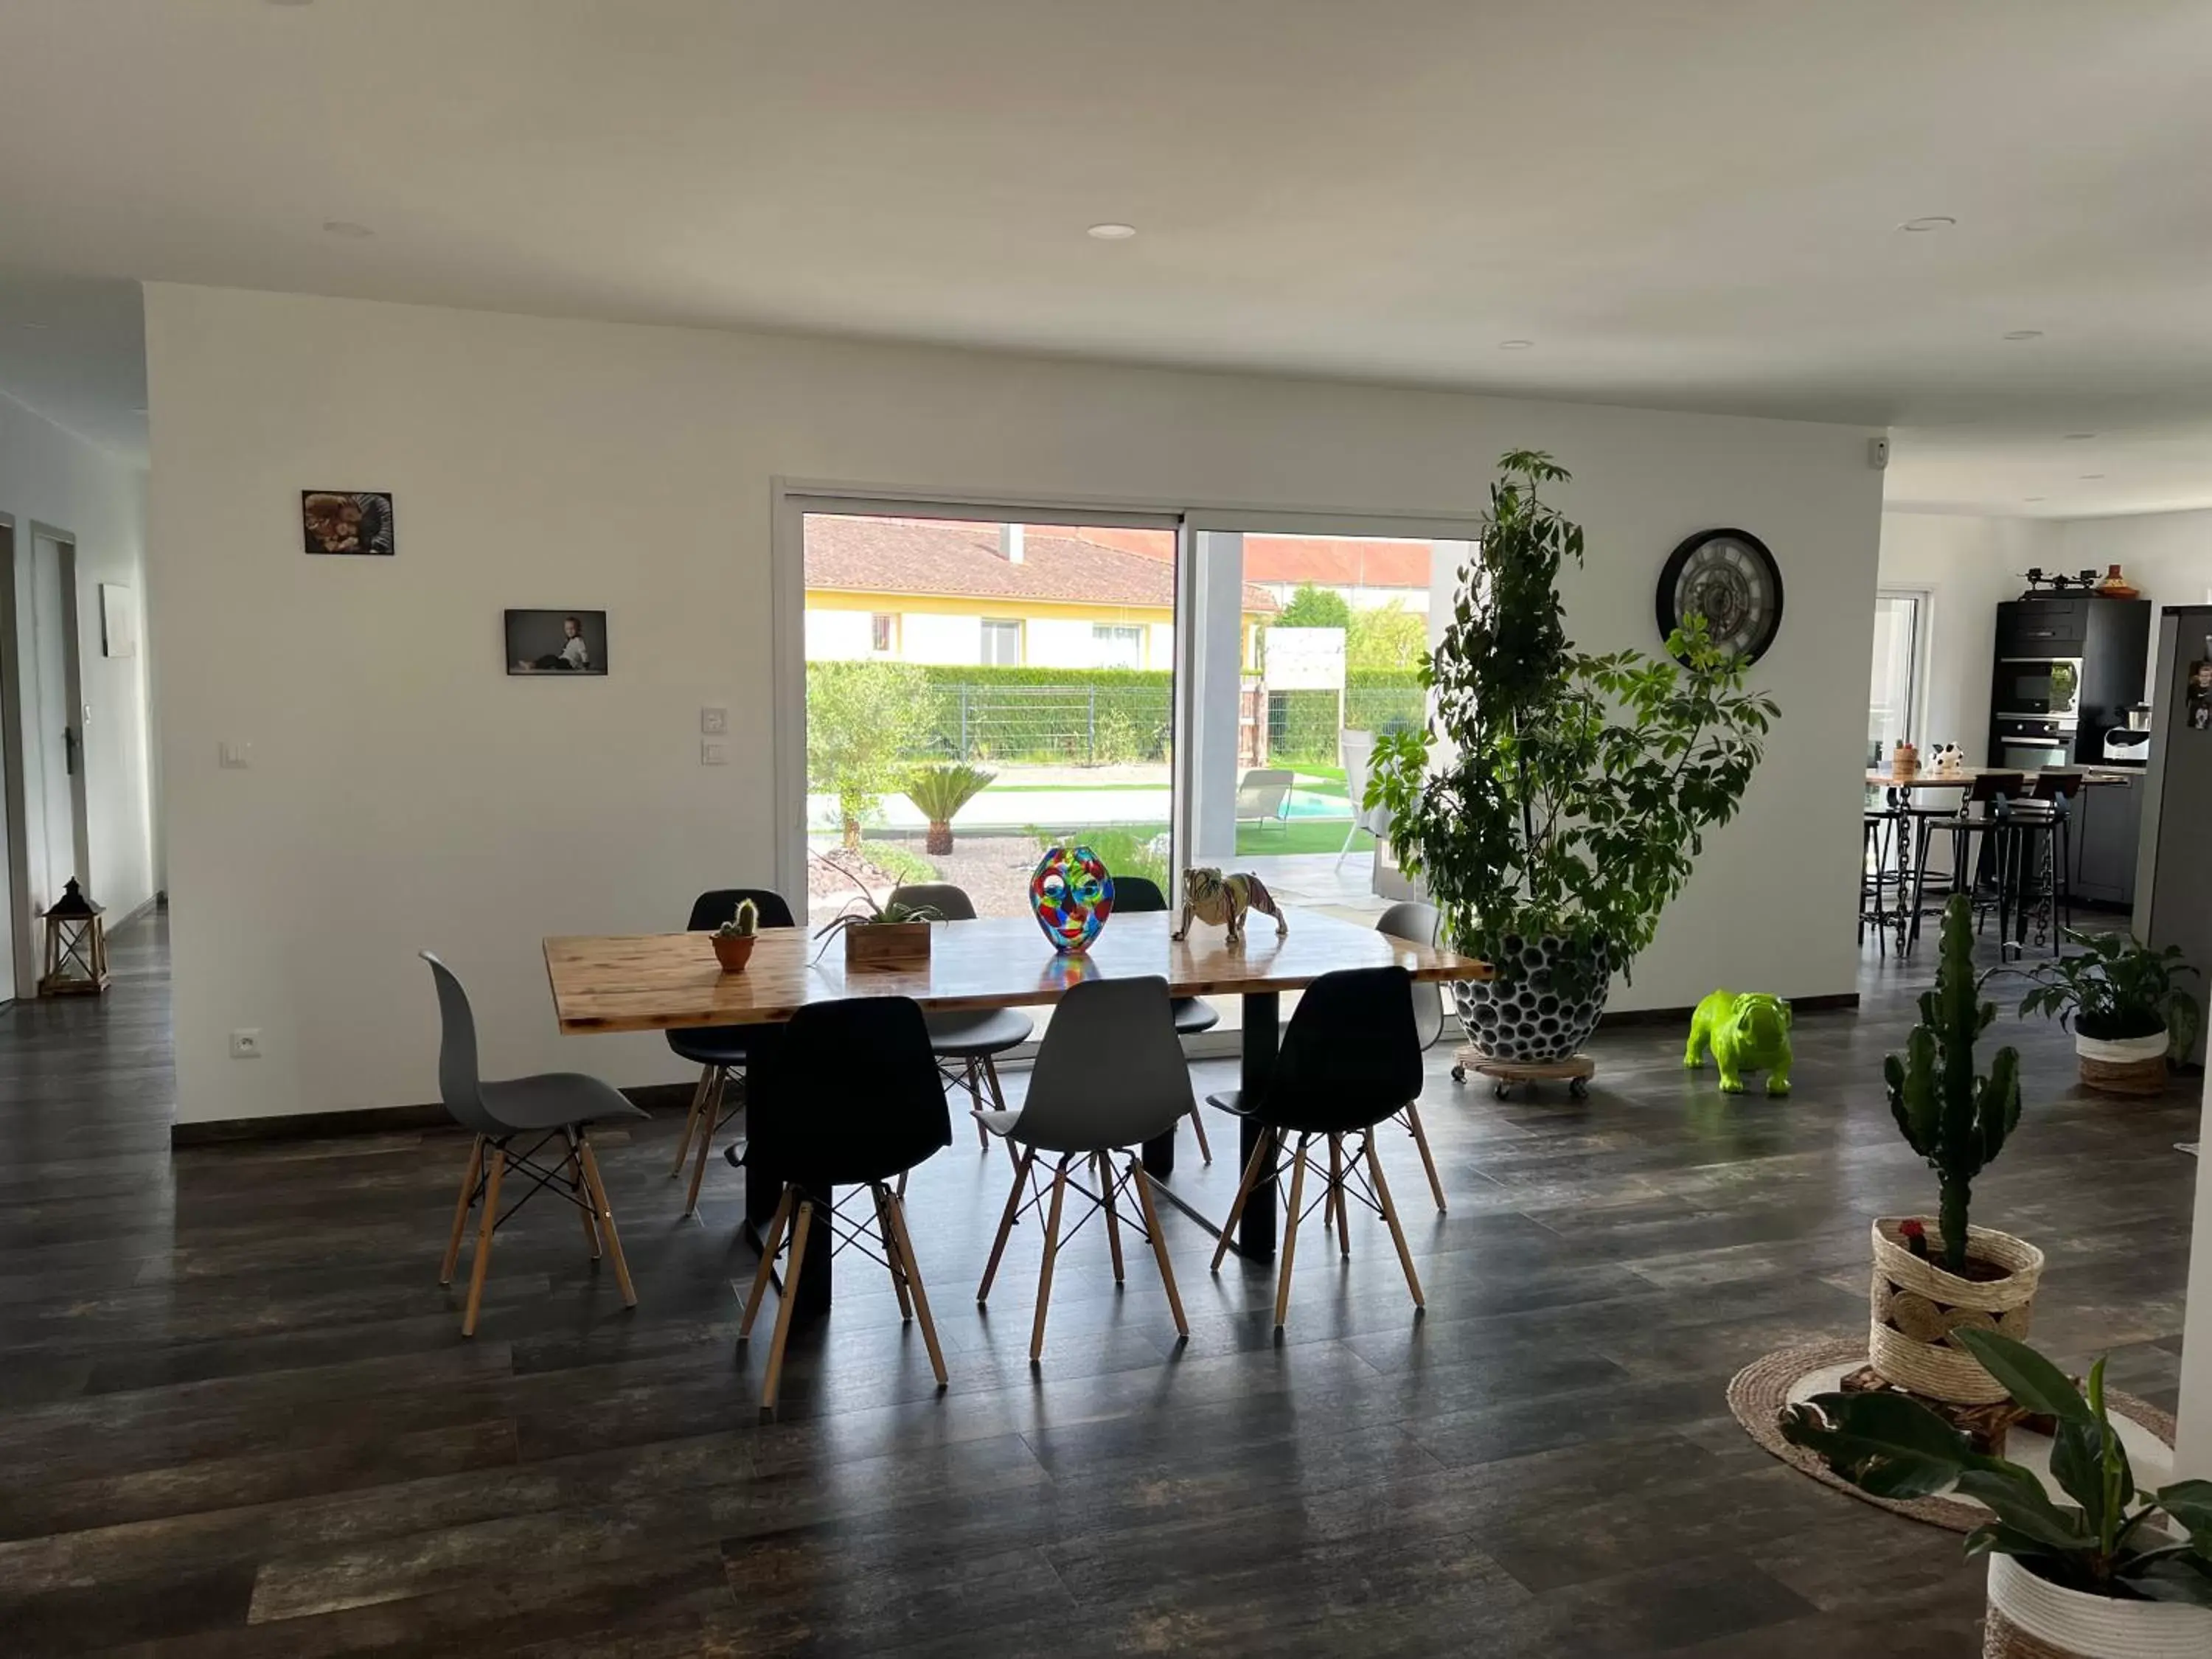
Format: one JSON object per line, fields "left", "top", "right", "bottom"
{"left": 1863, "top": 768, "right": 2132, "bottom": 792}
{"left": 544, "top": 906, "right": 1490, "bottom": 1035}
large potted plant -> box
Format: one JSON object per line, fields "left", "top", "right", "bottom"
{"left": 1783, "top": 1327, "right": 2212, "bottom": 1656}
{"left": 1365, "top": 450, "right": 1777, "bottom": 1063}
{"left": 1874, "top": 891, "right": 2040, "bottom": 1405}
{"left": 1996, "top": 928, "right": 2199, "bottom": 1097}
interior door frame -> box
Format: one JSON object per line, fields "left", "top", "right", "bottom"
{"left": 0, "top": 513, "right": 30, "bottom": 996}
{"left": 28, "top": 523, "right": 93, "bottom": 895}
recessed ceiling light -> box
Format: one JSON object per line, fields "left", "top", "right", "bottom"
{"left": 1498, "top": 339, "right": 1535, "bottom": 351}
{"left": 2024, "top": 496, "right": 2047, "bottom": 503}
{"left": 2003, "top": 329, "right": 2044, "bottom": 341}
{"left": 2079, "top": 473, "right": 2105, "bottom": 480}
{"left": 1086, "top": 223, "right": 1136, "bottom": 240}
{"left": 321, "top": 219, "right": 374, "bottom": 238}
{"left": 266, "top": 1, "right": 315, "bottom": 7}
{"left": 1899, "top": 216, "right": 1956, "bottom": 232}
{"left": 16, "top": 321, "right": 46, "bottom": 330}
{"left": 131, "top": 406, "right": 147, "bottom": 414}
{"left": 2063, "top": 432, "right": 2097, "bottom": 440}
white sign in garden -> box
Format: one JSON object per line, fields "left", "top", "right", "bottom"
{"left": 1264, "top": 627, "right": 1347, "bottom": 692}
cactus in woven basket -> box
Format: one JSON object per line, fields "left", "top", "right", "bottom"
{"left": 1883, "top": 891, "right": 2023, "bottom": 1275}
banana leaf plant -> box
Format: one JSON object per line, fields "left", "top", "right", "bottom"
{"left": 1781, "top": 1327, "right": 2212, "bottom": 1606}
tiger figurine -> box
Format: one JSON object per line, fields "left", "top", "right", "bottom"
{"left": 1171, "top": 868, "right": 1287, "bottom": 945}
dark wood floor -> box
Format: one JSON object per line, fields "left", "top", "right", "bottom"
{"left": 0, "top": 911, "right": 2197, "bottom": 1656}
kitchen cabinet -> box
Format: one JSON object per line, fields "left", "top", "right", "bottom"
{"left": 2069, "top": 773, "right": 2143, "bottom": 909}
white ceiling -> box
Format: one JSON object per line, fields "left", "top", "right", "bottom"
{"left": 2, "top": 0, "right": 2211, "bottom": 517}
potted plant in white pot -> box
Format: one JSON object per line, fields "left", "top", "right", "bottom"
{"left": 1364, "top": 450, "right": 1777, "bottom": 1065}
{"left": 1784, "top": 1327, "right": 2212, "bottom": 1656}
{"left": 1996, "top": 928, "right": 2199, "bottom": 1097}
{"left": 1874, "top": 890, "right": 2040, "bottom": 1405}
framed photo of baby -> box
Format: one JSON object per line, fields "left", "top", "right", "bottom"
{"left": 506, "top": 610, "right": 609, "bottom": 677}
{"left": 301, "top": 490, "right": 395, "bottom": 556}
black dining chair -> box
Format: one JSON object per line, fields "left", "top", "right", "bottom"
{"left": 1207, "top": 966, "right": 1426, "bottom": 1329}
{"left": 422, "top": 953, "right": 643, "bottom": 1336}
{"left": 738, "top": 995, "right": 953, "bottom": 1418}
{"left": 667, "top": 888, "right": 796, "bottom": 1217}
{"left": 1110, "top": 874, "right": 1216, "bottom": 1163}
{"left": 886, "top": 883, "right": 1033, "bottom": 1155}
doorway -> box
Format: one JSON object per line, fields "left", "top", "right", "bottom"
{"left": 0, "top": 523, "right": 90, "bottom": 992}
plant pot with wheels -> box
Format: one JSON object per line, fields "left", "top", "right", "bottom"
{"left": 1874, "top": 892, "right": 2042, "bottom": 1404}
{"left": 1453, "top": 932, "right": 1609, "bottom": 1063}
{"left": 1366, "top": 449, "right": 1778, "bottom": 1091}
{"left": 1783, "top": 1329, "right": 2212, "bottom": 1659}
{"left": 1985, "top": 1553, "right": 2212, "bottom": 1659}
{"left": 1990, "top": 925, "right": 2198, "bottom": 1099}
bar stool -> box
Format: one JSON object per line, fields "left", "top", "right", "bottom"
{"left": 886, "top": 883, "right": 1034, "bottom": 1155}
{"left": 1907, "top": 772, "right": 2025, "bottom": 952}
{"left": 1105, "top": 874, "right": 1215, "bottom": 1164}
{"left": 1860, "top": 802, "right": 1908, "bottom": 953}
{"left": 2008, "top": 771, "right": 2081, "bottom": 955}
{"left": 667, "top": 888, "right": 796, "bottom": 1217}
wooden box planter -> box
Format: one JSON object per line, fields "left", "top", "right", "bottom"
{"left": 2076, "top": 1031, "right": 2170, "bottom": 1096}
{"left": 844, "top": 921, "right": 931, "bottom": 971}
{"left": 1985, "top": 1553, "right": 2212, "bottom": 1658}
{"left": 1868, "top": 1219, "right": 2044, "bottom": 1405}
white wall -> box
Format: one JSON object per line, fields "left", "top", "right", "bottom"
{"left": 2059, "top": 510, "right": 2212, "bottom": 617}
{"left": 802, "top": 608, "right": 873, "bottom": 661}
{"left": 900, "top": 612, "right": 984, "bottom": 665}
{"left": 1876, "top": 512, "right": 2063, "bottom": 767}
{"left": 145, "top": 283, "right": 1884, "bottom": 1124}
{"left": 0, "top": 390, "right": 155, "bottom": 998}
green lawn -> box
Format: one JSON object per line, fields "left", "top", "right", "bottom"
{"left": 1239, "top": 821, "right": 1371, "bottom": 857}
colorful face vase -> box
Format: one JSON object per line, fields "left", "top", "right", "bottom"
{"left": 1029, "top": 844, "right": 1114, "bottom": 953}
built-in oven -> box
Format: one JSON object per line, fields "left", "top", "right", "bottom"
{"left": 1994, "top": 716, "right": 2075, "bottom": 773}
{"left": 1994, "top": 657, "right": 2084, "bottom": 721}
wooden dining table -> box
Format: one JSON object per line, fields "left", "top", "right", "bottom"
{"left": 545, "top": 906, "right": 1486, "bottom": 1316}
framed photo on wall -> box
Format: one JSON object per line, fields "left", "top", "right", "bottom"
{"left": 302, "top": 490, "right": 396, "bottom": 556}
{"left": 506, "top": 610, "right": 609, "bottom": 676}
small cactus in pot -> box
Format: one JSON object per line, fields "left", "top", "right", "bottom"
{"left": 712, "top": 897, "right": 759, "bottom": 973}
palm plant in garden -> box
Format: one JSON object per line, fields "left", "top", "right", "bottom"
{"left": 1364, "top": 449, "right": 1775, "bottom": 1057}
{"left": 902, "top": 762, "right": 995, "bottom": 855}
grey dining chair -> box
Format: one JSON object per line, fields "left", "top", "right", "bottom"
{"left": 1109, "top": 874, "right": 1215, "bottom": 1162}
{"left": 1374, "top": 902, "right": 1450, "bottom": 1213}
{"left": 886, "top": 882, "right": 1033, "bottom": 1156}
{"left": 422, "top": 953, "right": 644, "bottom": 1335}
{"left": 974, "top": 975, "right": 1193, "bottom": 1362}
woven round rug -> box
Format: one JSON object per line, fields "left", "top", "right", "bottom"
{"left": 1728, "top": 1336, "right": 2179, "bottom": 1532}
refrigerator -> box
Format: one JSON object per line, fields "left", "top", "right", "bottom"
{"left": 2134, "top": 603, "right": 2212, "bottom": 1067}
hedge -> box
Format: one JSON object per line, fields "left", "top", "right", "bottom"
{"left": 804, "top": 663, "right": 1426, "bottom": 765}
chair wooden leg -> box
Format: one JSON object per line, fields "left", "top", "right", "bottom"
{"left": 574, "top": 1134, "right": 637, "bottom": 1309}
{"left": 978, "top": 1148, "right": 1032, "bottom": 1304}
{"left": 1130, "top": 1158, "right": 1189, "bottom": 1341}
{"left": 873, "top": 1183, "right": 912, "bottom": 1321}
{"left": 966, "top": 1060, "right": 990, "bottom": 1149}
{"left": 1403, "top": 1101, "right": 1447, "bottom": 1214}
{"left": 439, "top": 1135, "right": 484, "bottom": 1286}
{"left": 1030, "top": 1159, "right": 1069, "bottom": 1363}
{"left": 462, "top": 1141, "right": 505, "bottom": 1337}
{"left": 566, "top": 1139, "right": 602, "bottom": 1259}
{"left": 669, "top": 1065, "right": 713, "bottom": 1177}
{"left": 760, "top": 1199, "right": 813, "bottom": 1418}
{"left": 1186, "top": 1100, "right": 1212, "bottom": 1164}
{"left": 1273, "top": 1136, "right": 1310, "bottom": 1329}
{"left": 1365, "top": 1132, "right": 1424, "bottom": 1310}
{"left": 884, "top": 1189, "right": 948, "bottom": 1389}
{"left": 740, "top": 1186, "right": 795, "bottom": 1338}
{"left": 681, "top": 1068, "right": 726, "bottom": 1219}
{"left": 1096, "top": 1152, "right": 1127, "bottom": 1284}
{"left": 1211, "top": 1134, "right": 1273, "bottom": 1273}
{"left": 1327, "top": 1133, "right": 1347, "bottom": 1253}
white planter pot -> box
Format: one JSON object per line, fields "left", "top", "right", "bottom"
{"left": 2076, "top": 1031, "right": 2171, "bottom": 1065}
{"left": 1985, "top": 1553, "right": 2212, "bottom": 1658}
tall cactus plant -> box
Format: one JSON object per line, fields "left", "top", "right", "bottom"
{"left": 1882, "top": 892, "right": 2023, "bottom": 1273}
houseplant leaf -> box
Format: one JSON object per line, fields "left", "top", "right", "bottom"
{"left": 1952, "top": 1328, "right": 2093, "bottom": 1423}
{"left": 1778, "top": 1392, "right": 1974, "bottom": 1498}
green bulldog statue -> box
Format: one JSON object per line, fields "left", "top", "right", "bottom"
{"left": 1685, "top": 990, "right": 1793, "bottom": 1096}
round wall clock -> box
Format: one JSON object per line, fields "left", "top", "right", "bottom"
{"left": 1655, "top": 528, "right": 1783, "bottom": 663}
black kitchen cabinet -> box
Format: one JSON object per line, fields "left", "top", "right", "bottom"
{"left": 2070, "top": 775, "right": 2143, "bottom": 909}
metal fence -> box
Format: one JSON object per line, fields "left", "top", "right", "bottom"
{"left": 919, "top": 681, "right": 1424, "bottom": 766}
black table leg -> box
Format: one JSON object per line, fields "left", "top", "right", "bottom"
{"left": 1238, "top": 990, "right": 1280, "bottom": 1261}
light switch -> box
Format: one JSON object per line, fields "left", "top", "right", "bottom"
{"left": 700, "top": 706, "right": 728, "bottom": 734}
{"left": 218, "top": 740, "right": 251, "bottom": 770}
{"left": 700, "top": 739, "right": 728, "bottom": 766}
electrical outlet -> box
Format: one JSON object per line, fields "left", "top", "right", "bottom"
{"left": 229, "top": 1028, "right": 263, "bottom": 1060}
{"left": 700, "top": 739, "right": 728, "bottom": 766}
